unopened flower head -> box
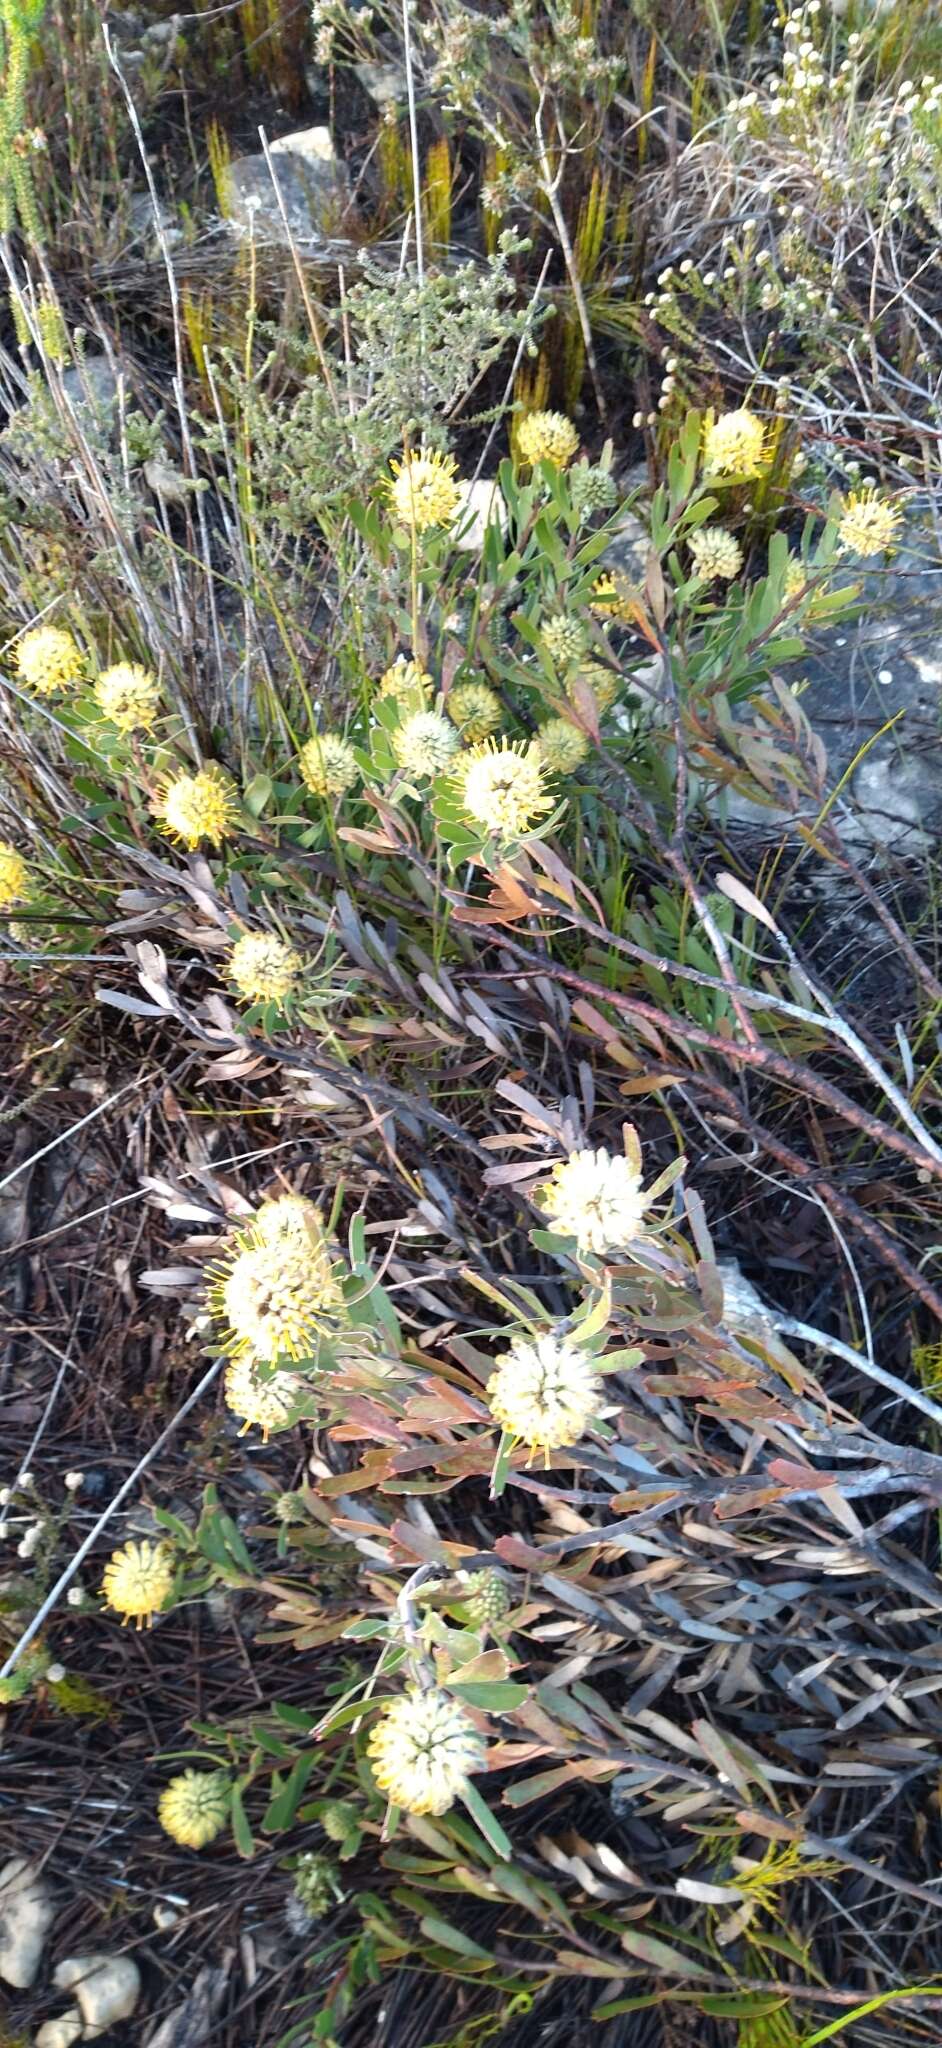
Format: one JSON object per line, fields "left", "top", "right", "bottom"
{"left": 93, "top": 662, "right": 161, "bottom": 733}
{"left": 0, "top": 842, "right": 29, "bottom": 909}
{"left": 100, "top": 1539, "right": 174, "bottom": 1628}
{"left": 836, "top": 488, "right": 902, "bottom": 558}
{"left": 537, "top": 717, "right": 589, "bottom": 773}
{"left": 517, "top": 409, "right": 579, "bottom": 469}
{"left": 688, "top": 524, "right": 743, "bottom": 581}
{"left": 447, "top": 680, "right": 503, "bottom": 743}
{"left": 158, "top": 1770, "right": 231, "bottom": 1849}
{"left": 213, "top": 1210, "right": 343, "bottom": 1367}
{"left": 14, "top": 625, "right": 84, "bottom": 696}
{"left": 538, "top": 1145, "right": 646, "bottom": 1255}
{"left": 783, "top": 555, "right": 809, "bottom": 599}
{"left": 228, "top": 931, "right": 302, "bottom": 1007}
{"left": 703, "top": 408, "right": 766, "bottom": 478}
{"left": 487, "top": 1331, "right": 602, "bottom": 1455}
{"left": 376, "top": 658, "right": 433, "bottom": 706}
{"left": 392, "top": 709, "right": 458, "bottom": 779}
{"left": 464, "top": 1568, "right": 512, "bottom": 1624}
{"left": 389, "top": 447, "right": 461, "bottom": 531}
{"left": 567, "top": 663, "right": 619, "bottom": 716}
{"left": 541, "top": 614, "right": 586, "bottom": 669}
{"left": 224, "top": 1356, "right": 301, "bottom": 1438}
{"left": 299, "top": 732, "right": 359, "bottom": 799}
{"left": 157, "top": 764, "right": 238, "bottom": 850}
{"left": 457, "top": 738, "right": 554, "bottom": 842}
{"left": 367, "top": 1687, "right": 486, "bottom": 1816}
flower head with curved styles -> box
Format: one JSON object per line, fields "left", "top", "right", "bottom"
{"left": 487, "top": 1331, "right": 602, "bottom": 1456}
{"left": 0, "top": 842, "right": 29, "bottom": 910}
{"left": 212, "top": 1203, "right": 343, "bottom": 1368}
{"left": 158, "top": 1770, "right": 231, "bottom": 1849}
{"left": 389, "top": 448, "right": 461, "bottom": 532}
{"left": 837, "top": 488, "right": 902, "bottom": 558}
{"left": 299, "top": 732, "right": 359, "bottom": 800}
{"left": 100, "top": 1539, "right": 175, "bottom": 1628}
{"left": 392, "top": 709, "right": 458, "bottom": 779}
{"left": 14, "top": 625, "right": 84, "bottom": 696}
{"left": 368, "top": 1687, "right": 486, "bottom": 1816}
{"left": 93, "top": 661, "right": 161, "bottom": 733}
{"left": 702, "top": 408, "right": 766, "bottom": 479}
{"left": 457, "top": 738, "right": 554, "bottom": 842}
{"left": 517, "top": 409, "right": 579, "bottom": 469}
{"left": 447, "top": 680, "right": 503, "bottom": 744}
{"left": 538, "top": 1145, "right": 646, "bottom": 1256}
{"left": 228, "top": 931, "right": 302, "bottom": 1007}
{"left": 688, "top": 525, "right": 743, "bottom": 581}
{"left": 224, "top": 1356, "right": 301, "bottom": 1438}
{"left": 157, "top": 764, "right": 238, "bottom": 850}
{"left": 591, "top": 570, "right": 637, "bottom": 623}
{"left": 537, "top": 717, "right": 589, "bottom": 774}
{"left": 377, "top": 658, "right": 433, "bottom": 705}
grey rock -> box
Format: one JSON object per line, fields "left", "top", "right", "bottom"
{"left": 601, "top": 505, "right": 649, "bottom": 586}
{"left": 0, "top": 1856, "right": 55, "bottom": 1989}
{"left": 60, "top": 356, "right": 120, "bottom": 416}
{"left": 355, "top": 58, "right": 407, "bottom": 106}
{"left": 126, "top": 191, "right": 182, "bottom": 254}
{"left": 225, "top": 135, "right": 350, "bottom": 247}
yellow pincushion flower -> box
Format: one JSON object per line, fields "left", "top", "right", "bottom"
{"left": 212, "top": 1204, "right": 343, "bottom": 1367}
{"left": 487, "top": 1331, "right": 602, "bottom": 1456}
{"left": 836, "top": 488, "right": 902, "bottom": 558}
{"left": 0, "top": 842, "right": 29, "bottom": 909}
{"left": 377, "top": 658, "right": 433, "bottom": 705}
{"left": 367, "top": 1688, "right": 487, "bottom": 1817}
{"left": 224, "top": 1356, "right": 301, "bottom": 1438}
{"left": 158, "top": 1770, "right": 231, "bottom": 1849}
{"left": 93, "top": 661, "right": 161, "bottom": 733}
{"left": 538, "top": 1146, "right": 646, "bottom": 1256}
{"left": 591, "top": 571, "right": 637, "bottom": 623}
{"left": 516, "top": 409, "right": 579, "bottom": 469}
{"left": 702, "top": 408, "right": 766, "bottom": 479}
{"left": 536, "top": 718, "right": 589, "bottom": 774}
{"left": 299, "top": 732, "right": 359, "bottom": 799}
{"left": 14, "top": 625, "right": 84, "bottom": 696}
{"left": 457, "top": 738, "right": 554, "bottom": 842}
{"left": 446, "top": 680, "right": 503, "bottom": 743}
{"left": 688, "top": 525, "right": 743, "bottom": 581}
{"left": 157, "top": 764, "right": 238, "bottom": 850}
{"left": 228, "top": 931, "right": 302, "bottom": 1007}
{"left": 389, "top": 448, "right": 461, "bottom": 532}
{"left": 392, "top": 709, "right": 458, "bottom": 779}
{"left": 100, "top": 1539, "right": 175, "bottom": 1628}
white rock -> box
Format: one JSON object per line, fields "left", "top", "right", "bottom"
{"left": 0, "top": 1857, "right": 56, "bottom": 1989}
{"left": 271, "top": 126, "right": 336, "bottom": 164}
{"left": 453, "top": 477, "right": 507, "bottom": 553}
{"left": 35, "top": 2010, "right": 83, "bottom": 2048}
{"left": 53, "top": 1955, "right": 142, "bottom": 2039}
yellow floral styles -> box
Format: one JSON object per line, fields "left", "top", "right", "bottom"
{"left": 100, "top": 1539, "right": 174, "bottom": 1628}
{"left": 389, "top": 448, "right": 462, "bottom": 532}
{"left": 14, "top": 625, "right": 84, "bottom": 696}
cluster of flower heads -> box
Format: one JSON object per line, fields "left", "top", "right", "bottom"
{"left": 367, "top": 1686, "right": 487, "bottom": 1816}
{"left": 12, "top": 627, "right": 162, "bottom": 734}
{"left": 211, "top": 1193, "right": 346, "bottom": 1438}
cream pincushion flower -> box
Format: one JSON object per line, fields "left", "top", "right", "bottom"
{"left": 516, "top": 409, "right": 579, "bottom": 469}
{"left": 536, "top": 717, "right": 589, "bottom": 773}
{"left": 447, "top": 680, "right": 503, "bottom": 743}
{"left": 157, "top": 764, "right": 238, "bottom": 849}
{"left": 100, "top": 1539, "right": 174, "bottom": 1628}
{"left": 836, "top": 488, "right": 902, "bottom": 558}
{"left": 224, "top": 1356, "right": 301, "bottom": 1438}
{"left": 367, "top": 1688, "right": 486, "bottom": 1816}
{"left": 487, "top": 1332, "right": 602, "bottom": 1454}
{"left": 457, "top": 738, "right": 554, "bottom": 841}
{"left": 93, "top": 661, "right": 161, "bottom": 732}
{"left": 217, "top": 1234, "right": 342, "bottom": 1365}
{"left": 253, "top": 1192, "right": 325, "bottom": 1247}
{"left": 158, "top": 1770, "right": 231, "bottom": 1849}
{"left": 389, "top": 448, "right": 461, "bottom": 531}
{"left": 702, "top": 408, "right": 766, "bottom": 478}
{"left": 228, "top": 931, "right": 302, "bottom": 1006}
{"left": 688, "top": 525, "right": 743, "bottom": 581}
{"left": 0, "top": 842, "right": 29, "bottom": 909}
{"left": 299, "top": 732, "right": 359, "bottom": 799}
{"left": 14, "top": 625, "right": 84, "bottom": 696}
{"left": 392, "top": 709, "right": 458, "bottom": 779}
{"left": 538, "top": 1146, "right": 646, "bottom": 1255}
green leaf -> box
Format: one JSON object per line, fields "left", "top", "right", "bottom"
{"left": 418, "top": 1915, "right": 494, "bottom": 1959}
{"left": 262, "top": 1750, "right": 318, "bottom": 1833}
{"left": 230, "top": 1781, "right": 256, "bottom": 1859}
{"left": 458, "top": 1781, "right": 512, "bottom": 1860}
{"left": 243, "top": 772, "right": 272, "bottom": 817}
{"left": 448, "top": 1681, "right": 529, "bottom": 1710}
